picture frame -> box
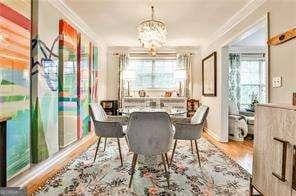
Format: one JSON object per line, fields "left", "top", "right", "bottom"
{"left": 202, "top": 51, "right": 217, "bottom": 96}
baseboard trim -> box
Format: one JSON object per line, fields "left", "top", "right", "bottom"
{"left": 204, "top": 128, "right": 227, "bottom": 142}
{"left": 8, "top": 132, "right": 97, "bottom": 195}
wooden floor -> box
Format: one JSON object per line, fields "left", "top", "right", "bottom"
{"left": 203, "top": 132, "right": 253, "bottom": 174}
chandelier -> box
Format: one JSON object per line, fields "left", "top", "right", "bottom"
{"left": 137, "top": 6, "right": 167, "bottom": 56}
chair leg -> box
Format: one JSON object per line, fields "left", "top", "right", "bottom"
{"left": 94, "top": 136, "right": 101, "bottom": 162}
{"left": 124, "top": 136, "right": 130, "bottom": 152}
{"left": 103, "top": 137, "right": 107, "bottom": 152}
{"left": 161, "top": 154, "right": 170, "bottom": 187}
{"left": 165, "top": 153, "right": 169, "bottom": 166}
{"left": 117, "top": 138, "right": 123, "bottom": 166}
{"left": 170, "top": 140, "right": 177, "bottom": 166}
{"left": 128, "top": 153, "right": 138, "bottom": 188}
{"left": 190, "top": 140, "right": 194, "bottom": 154}
{"left": 194, "top": 140, "right": 201, "bottom": 167}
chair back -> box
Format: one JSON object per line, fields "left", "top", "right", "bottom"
{"left": 127, "top": 112, "right": 174, "bottom": 156}
{"left": 89, "top": 103, "right": 107, "bottom": 122}
{"left": 89, "top": 103, "right": 123, "bottom": 137}
{"left": 191, "top": 105, "right": 209, "bottom": 124}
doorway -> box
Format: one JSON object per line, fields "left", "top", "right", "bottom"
{"left": 222, "top": 17, "right": 269, "bottom": 143}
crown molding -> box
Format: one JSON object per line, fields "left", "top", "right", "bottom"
{"left": 203, "top": 0, "right": 266, "bottom": 50}
{"left": 47, "top": 0, "right": 106, "bottom": 48}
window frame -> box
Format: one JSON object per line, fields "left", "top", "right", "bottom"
{"left": 239, "top": 57, "right": 266, "bottom": 107}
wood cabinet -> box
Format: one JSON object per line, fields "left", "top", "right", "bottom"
{"left": 251, "top": 104, "right": 296, "bottom": 195}
{"left": 100, "top": 100, "right": 118, "bottom": 115}
{"left": 187, "top": 99, "right": 199, "bottom": 117}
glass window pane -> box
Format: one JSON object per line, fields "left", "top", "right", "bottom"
{"left": 154, "top": 59, "right": 177, "bottom": 89}
{"left": 240, "top": 85, "right": 260, "bottom": 105}
{"left": 240, "top": 60, "right": 260, "bottom": 84}
{"left": 261, "top": 60, "right": 266, "bottom": 84}
{"left": 127, "top": 59, "right": 153, "bottom": 90}
{"left": 239, "top": 58, "right": 267, "bottom": 105}
{"left": 125, "top": 59, "right": 179, "bottom": 90}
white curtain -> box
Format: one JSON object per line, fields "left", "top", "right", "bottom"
{"left": 118, "top": 53, "right": 128, "bottom": 108}
{"left": 177, "top": 53, "right": 192, "bottom": 97}
{"left": 229, "top": 53, "right": 241, "bottom": 109}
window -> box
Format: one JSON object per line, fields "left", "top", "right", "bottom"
{"left": 126, "top": 59, "right": 179, "bottom": 90}
{"left": 240, "top": 56, "right": 266, "bottom": 107}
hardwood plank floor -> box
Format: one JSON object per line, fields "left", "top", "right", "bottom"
{"left": 203, "top": 132, "right": 253, "bottom": 174}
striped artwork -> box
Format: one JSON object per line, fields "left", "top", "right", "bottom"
{"left": 90, "top": 45, "right": 99, "bottom": 102}
{"left": 0, "top": 2, "right": 31, "bottom": 178}
{"left": 77, "top": 36, "right": 90, "bottom": 138}
{"left": 58, "top": 19, "right": 79, "bottom": 148}
{"left": 30, "top": 0, "right": 60, "bottom": 163}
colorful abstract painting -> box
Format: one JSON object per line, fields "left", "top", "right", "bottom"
{"left": 30, "top": 0, "right": 60, "bottom": 163}
{"left": 77, "top": 36, "right": 90, "bottom": 138}
{"left": 58, "top": 19, "right": 79, "bottom": 148}
{"left": 90, "top": 45, "right": 99, "bottom": 102}
{"left": 0, "top": 2, "right": 31, "bottom": 178}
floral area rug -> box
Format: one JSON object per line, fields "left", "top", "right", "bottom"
{"left": 34, "top": 137, "right": 250, "bottom": 196}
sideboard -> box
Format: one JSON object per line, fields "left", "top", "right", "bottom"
{"left": 251, "top": 103, "right": 296, "bottom": 195}
{"left": 122, "top": 97, "right": 187, "bottom": 116}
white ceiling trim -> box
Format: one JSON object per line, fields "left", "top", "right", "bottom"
{"left": 229, "top": 45, "right": 266, "bottom": 53}
{"left": 47, "top": 0, "right": 106, "bottom": 48}
{"left": 203, "top": 0, "right": 266, "bottom": 49}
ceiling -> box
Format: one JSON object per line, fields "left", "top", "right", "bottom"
{"left": 64, "top": 0, "right": 250, "bottom": 47}
{"left": 231, "top": 27, "right": 266, "bottom": 46}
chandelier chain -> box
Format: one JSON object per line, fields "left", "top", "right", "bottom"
{"left": 151, "top": 6, "right": 154, "bottom": 20}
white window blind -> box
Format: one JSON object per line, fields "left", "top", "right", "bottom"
{"left": 126, "top": 59, "right": 179, "bottom": 90}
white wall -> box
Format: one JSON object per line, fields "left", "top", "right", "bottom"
{"left": 106, "top": 49, "right": 119, "bottom": 100}
{"left": 97, "top": 45, "right": 108, "bottom": 101}
{"left": 200, "top": 0, "right": 296, "bottom": 141}
{"left": 268, "top": 1, "right": 296, "bottom": 103}
{"left": 190, "top": 48, "right": 203, "bottom": 99}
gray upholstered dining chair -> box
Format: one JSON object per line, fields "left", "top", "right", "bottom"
{"left": 170, "top": 105, "right": 209, "bottom": 167}
{"left": 126, "top": 112, "right": 174, "bottom": 188}
{"left": 89, "top": 103, "right": 128, "bottom": 166}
